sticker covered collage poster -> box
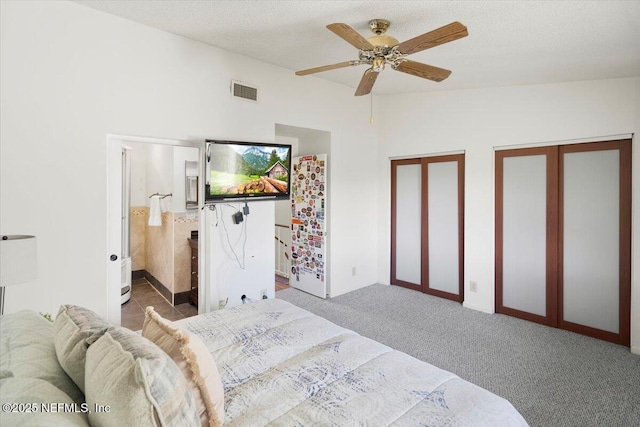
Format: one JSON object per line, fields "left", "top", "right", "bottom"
{"left": 290, "top": 154, "right": 326, "bottom": 289}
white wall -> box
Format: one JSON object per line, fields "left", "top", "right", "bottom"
{"left": 208, "top": 201, "right": 275, "bottom": 306}
{"left": 129, "top": 143, "right": 198, "bottom": 211}
{"left": 129, "top": 144, "right": 148, "bottom": 207}
{"left": 0, "top": 1, "right": 378, "bottom": 318}
{"left": 274, "top": 134, "right": 299, "bottom": 227}
{"left": 377, "top": 77, "right": 640, "bottom": 352}
{"left": 146, "top": 144, "right": 174, "bottom": 208}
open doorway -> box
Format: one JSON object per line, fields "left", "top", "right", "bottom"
{"left": 107, "top": 135, "right": 204, "bottom": 328}
{"left": 274, "top": 124, "right": 331, "bottom": 297}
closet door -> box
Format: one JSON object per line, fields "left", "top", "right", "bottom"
{"left": 391, "top": 155, "right": 464, "bottom": 302}
{"left": 390, "top": 159, "right": 423, "bottom": 290}
{"left": 496, "top": 140, "right": 630, "bottom": 346}
{"left": 559, "top": 141, "right": 631, "bottom": 345}
{"left": 425, "top": 156, "right": 464, "bottom": 300}
{"left": 495, "top": 147, "right": 558, "bottom": 326}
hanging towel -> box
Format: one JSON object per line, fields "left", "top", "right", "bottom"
{"left": 160, "top": 197, "right": 168, "bottom": 214}
{"left": 148, "top": 195, "right": 162, "bottom": 226}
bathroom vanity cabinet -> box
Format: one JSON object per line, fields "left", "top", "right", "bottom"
{"left": 188, "top": 238, "right": 198, "bottom": 308}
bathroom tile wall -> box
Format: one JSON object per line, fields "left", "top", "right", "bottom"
{"left": 130, "top": 207, "right": 198, "bottom": 304}
{"left": 174, "top": 213, "right": 198, "bottom": 296}
{"left": 146, "top": 211, "right": 174, "bottom": 296}
{"left": 130, "top": 207, "right": 148, "bottom": 271}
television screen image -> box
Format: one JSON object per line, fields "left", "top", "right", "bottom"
{"left": 205, "top": 140, "right": 292, "bottom": 201}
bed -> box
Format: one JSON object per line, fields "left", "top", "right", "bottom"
{"left": 175, "top": 298, "right": 528, "bottom": 426}
{"left": 0, "top": 298, "right": 528, "bottom": 426}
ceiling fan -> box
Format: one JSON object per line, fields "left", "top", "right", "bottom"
{"left": 295, "top": 19, "right": 468, "bottom": 96}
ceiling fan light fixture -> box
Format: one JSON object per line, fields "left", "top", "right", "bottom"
{"left": 295, "top": 19, "right": 468, "bottom": 96}
{"left": 367, "top": 34, "right": 399, "bottom": 48}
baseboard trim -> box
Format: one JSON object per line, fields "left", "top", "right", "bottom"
{"left": 174, "top": 291, "right": 190, "bottom": 305}
{"left": 132, "top": 270, "right": 145, "bottom": 280}
{"left": 143, "top": 271, "right": 173, "bottom": 304}
{"left": 462, "top": 301, "right": 494, "bottom": 314}
{"left": 631, "top": 345, "right": 640, "bottom": 356}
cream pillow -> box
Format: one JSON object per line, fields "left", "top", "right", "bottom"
{"left": 1, "top": 310, "right": 84, "bottom": 404}
{"left": 85, "top": 327, "right": 199, "bottom": 427}
{"left": 54, "top": 304, "right": 111, "bottom": 394}
{"left": 142, "top": 307, "right": 225, "bottom": 427}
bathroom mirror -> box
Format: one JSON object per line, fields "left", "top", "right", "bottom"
{"left": 185, "top": 161, "right": 199, "bottom": 209}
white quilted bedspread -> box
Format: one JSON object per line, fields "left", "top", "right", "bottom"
{"left": 175, "top": 299, "right": 528, "bottom": 427}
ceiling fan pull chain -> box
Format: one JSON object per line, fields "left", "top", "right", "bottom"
{"left": 370, "top": 93, "right": 374, "bottom": 124}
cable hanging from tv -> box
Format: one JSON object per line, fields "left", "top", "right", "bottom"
{"left": 209, "top": 203, "right": 248, "bottom": 269}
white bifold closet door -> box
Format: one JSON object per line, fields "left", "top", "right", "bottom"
{"left": 496, "top": 140, "right": 631, "bottom": 346}
{"left": 391, "top": 154, "right": 464, "bottom": 302}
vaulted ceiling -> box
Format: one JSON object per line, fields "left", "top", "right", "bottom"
{"left": 75, "top": 1, "right": 640, "bottom": 95}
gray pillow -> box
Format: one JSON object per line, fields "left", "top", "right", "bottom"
{"left": 0, "top": 377, "right": 90, "bottom": 427}
{"left": 0, "top": 310, "right": 84, "bottom": 404}
{"left": 85, "top": 326, "right": 199, "bottom": 427}
{"left": 54, "top": 304, "right": 111, "bottom": 393}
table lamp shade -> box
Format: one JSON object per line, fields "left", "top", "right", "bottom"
{"left": 1, "top": 235, "right": 37, "bottom": 286}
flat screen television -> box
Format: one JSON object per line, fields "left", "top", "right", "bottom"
{"left": 205, "top": 139, "right": 292, "bottom": 202}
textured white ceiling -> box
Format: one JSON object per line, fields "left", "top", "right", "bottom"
{"left": 74, "top": 1, "right": 640, "bottom": 95}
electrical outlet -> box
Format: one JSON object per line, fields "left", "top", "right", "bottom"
{"left": 260, "top": 288, "right": 267, "bottom": 299}
{"left": 470, "top": 281, "right": 478, "bottom": 292}
{"left": 352, "top": 266, "right": 356, "bottom": 276}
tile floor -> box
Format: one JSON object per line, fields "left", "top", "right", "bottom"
{"left": 122, "top": 276, "right": 291, "bottom": 331}
{"left": 121, "top": 277, "right": 198, "bottom": 331}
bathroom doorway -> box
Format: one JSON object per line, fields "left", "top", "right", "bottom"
{"left": 107, "top": 135, "right": 204, "bottom": 326}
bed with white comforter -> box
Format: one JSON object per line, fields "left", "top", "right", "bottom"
{"left": 175, "top": 298, "right": 528, "bottom": 426}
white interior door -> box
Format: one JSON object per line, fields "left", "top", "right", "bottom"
{"left": 107, "top": 139, "right": 124, "bottom": 324}
{"left": 290, "top": 154, "right": 327, "bottom": 298}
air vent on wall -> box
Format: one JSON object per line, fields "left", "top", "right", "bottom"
{"left": 231, "top": 80, "right": 258, "bottom": 103}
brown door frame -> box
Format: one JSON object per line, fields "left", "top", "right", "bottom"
{"left": 390, "top": 158, "right": 422, "bottom": 292}
{"left": 390, "top": 154, "right": 465, "bottom": 302}
{"left": 495, "top": 146, "right": 559, "bottom": 327}
{"left": 495, "top": 139, "right": 631, "bottom": 346}
{"left": 557, "top": 140, "right": 631, "bottom": 346}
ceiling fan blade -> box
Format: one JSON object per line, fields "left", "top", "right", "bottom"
{"left": 295, "top": 61, "right": 358, "bottom": 76}
{"left": 354, "top": 69, "right": 379, "bottom": 96}
{"left": 327, "top": 23, "right": 374, "bottom": 51}
{"left": 394, "top": 60, "right": 451, "bottom": 82}
{"left": 397, "top": 21, "right": 468, "bottom": 55}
